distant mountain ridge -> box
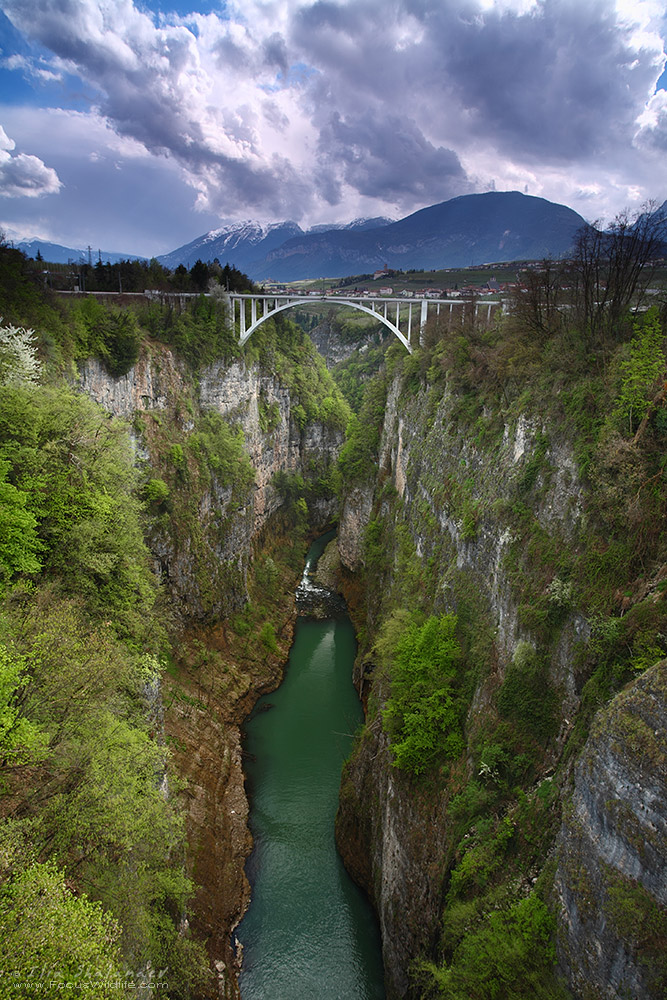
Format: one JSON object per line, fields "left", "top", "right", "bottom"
{"left": 253, "top": 192, "right": 586, "bottom": 280}
{"left": 15, "top": 193, "right": 591, "bottom": 280}
{"left": 14, "top": 239, "right": 146, "bottom": 266}
{"left": 155, "top": 216, "right": 395, "bottom": 272}
{"left": 158, "top": 192, "right": 586, "bottom": 281}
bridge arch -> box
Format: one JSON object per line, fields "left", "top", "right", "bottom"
{"left": 230, "top": 294, "right": 414, "bottom": 352}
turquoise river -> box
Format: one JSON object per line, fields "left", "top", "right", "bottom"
{"left": 237, "top": 533, "right": 385, "bottom": 999}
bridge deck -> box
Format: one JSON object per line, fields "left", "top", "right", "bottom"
{"left": 228, "top": 292, "right": 502, "bottom": 351}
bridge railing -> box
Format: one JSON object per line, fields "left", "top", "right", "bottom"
{"left": 228, "top": 292, "right": 504, "bottom": 351}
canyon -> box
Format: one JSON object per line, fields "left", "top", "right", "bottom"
{"left": 78, "top": 313, "right": 666, "bottom": 1000}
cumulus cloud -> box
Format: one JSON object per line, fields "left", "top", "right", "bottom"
{"left": 0, "top": 105, "right": 222, "bottom": 252}
{"left": 635, "top": 89, "right": 667, "bottom": 151}
{"left": 0, "top": 125, "right": 61, "bottom": 197}
{"left": 0, "top": 0, "right": 665, "bottom": 228}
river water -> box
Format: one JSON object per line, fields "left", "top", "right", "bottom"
{"left": 237, "top": 534, "right": 385, "bottom": 1000}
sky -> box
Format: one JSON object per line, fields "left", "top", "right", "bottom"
{"left": 0, "top": 0, "right": 665, "bottom": 257}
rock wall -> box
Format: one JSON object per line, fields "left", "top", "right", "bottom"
{"left": 336, "top": 371, "right": 666, "bottom": 999}
{"left": 79, "top": 342, "right": 345, "bottom": 998}
{"left": 308, "top": 320, "right": 363, "bottom": 368}
{"left": 555, "top": 661, "right": 667, "bottom": 999}
{"left": 80, "top": 343, "right": 667, "bottom": 1000}
{"left": 80, "top": 345, "right": 342, "bottom": 619}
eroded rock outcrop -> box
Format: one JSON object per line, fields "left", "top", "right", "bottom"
{"left": 555, "top": 661, "right": 667, "bottom": 999}
{"left": 80, "top": 346, "right": 342, "bottom": 620}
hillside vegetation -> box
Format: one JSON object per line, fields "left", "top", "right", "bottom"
{"left": 0, "top": 244, "right": 348, "bottom": 998}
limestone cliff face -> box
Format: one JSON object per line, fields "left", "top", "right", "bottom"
{"left": 337, "top": 724, "right": 450, "bottom": 998}
{"left": 339, "top": 485, "right": 374, "bottom": 572}
{"left": 308, "top": 321, "right": 363, "bottom": 368}
{"left": 555, "top": 661, "right": 667, "bottom": 999}
{"left": 79, "top": 342, "right": 345, "bottom": 998}
{"left": 79, "top": 349, "right": 182, "bottom": 417}
{"left": 336, "top": 371, "right": 665, "bottom": 1000}
{"left": 80, "top": 346, "right": 342, "bottom": 619}
{"left": 198, "top": 359, "right": 341, "bottom": 531}
{"left": 337, "top": 376, "right": 584, "bottom": 996}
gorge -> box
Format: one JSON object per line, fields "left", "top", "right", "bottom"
{"left": 0, "top": 251, "right": 665, "bottom": 1000}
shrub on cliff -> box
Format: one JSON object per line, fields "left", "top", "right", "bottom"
{"left": 379, "top": 611, "right": 465, "bottom": 776}
{"left": 418, "top": 892, "right": 570, "bottom": 999}
{"left": 0, "top": 383, "right": 156, "bottom": 638}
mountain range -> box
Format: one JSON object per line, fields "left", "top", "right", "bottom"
{"left": 155, "top": 215, "right": 395, "bottom": 274}
{"left": 15, "top": 192, "right": 590, "bottom": 280}
{"left": 13, "top": 240, "right": 145, "bottom": 266}
{"left": 158, "top": 192, "right": 586, "bottom": 281}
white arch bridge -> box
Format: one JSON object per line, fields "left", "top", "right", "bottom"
{"left": 228, "top": 293, "right": 502, "bottom": 352}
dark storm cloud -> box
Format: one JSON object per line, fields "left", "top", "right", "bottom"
{"left": 317, "top": 109, "right": 468, "bottom": 203}
{"left": 2, "top": 0, "right": 205, "bottom": 158}
{"left": 404, "top": 0, "right": 659, "bottom": 160}
{"left": 0, "top": 0, "right": 664, "bottom": 232}
{"left": 262, "top": 32, "right": 289, "bottom": 73}
{"left": 0, "top": 0, "right": 318, "bottom": 218}
{"left": 292, "top": 0, "right": 662, "bottom": 163}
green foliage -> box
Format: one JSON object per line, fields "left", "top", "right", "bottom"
{"left": 497, "top": 642, "right": 558, "bottom": 747}
{"left": 0, "top": 590, "right": 201, "bottom": 986}
{"left": 258, "top": 394, "right": 281, "bottom": 432}
{"left": 332, "top": 343, "right": 387, "bottom": 412}
{"left": 614, "top": 307, "right": 665, "bottom": 433}
{"left": 364, "top": 518, "right": 386, "bottom": 574}
{"left": 418, "top": 893, "right": 570, "bottom": 1000}
{"left": 0, "top": 460, "right": 41, "bottom": 589}
{"left": 338, "top": 372, "right": 388, "bottom": 485}
{"left": 255, "top": 556, "right": 279, "bottom": 591}
{"left": 169, "top": 442, "right": 187, "bottom": 471}
{"left": 0, "top": 860, "right": 124, "bottom": 997}
{"left": 447, "top": 815, "right": 516, "bottom": 900}
{"left": 142, "top": 477, "right": 170, "bottom": 506}
{"left": 187, "top": 411, "right": 254, "bottom": 493}
{"left": 0, "top": 354, "right": 209, "bottom": 991}
{"left": 272, "top": 469, "right": 305, "bottom": 504}
{"left": 0, "top": 643, "right": 48, "bottom": 767}
{"left": 259, "top": 622, "right": 279, "bottom": 654}
{"left": 66, "top": 297, "right": 142, "bottom": 376}
{"left": 0, "top": 384, "right": 157, "bottom": 638}
{"left": 270, "top": 470, "right": 311, "bottom": 532}
{"left": 318, "top": 391, "right": 350, "bottom": 431}
{"left": 0, "top": 247, "right": 71, "bottom": 351}
{"left": 100, "top": 309, "right": 142, "bottom": 377}
{"left": 380, "top": 612, "right": 465, "bottom": 775}
{"left": 141, "top": 294, "right": 238, "bottom": 367}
